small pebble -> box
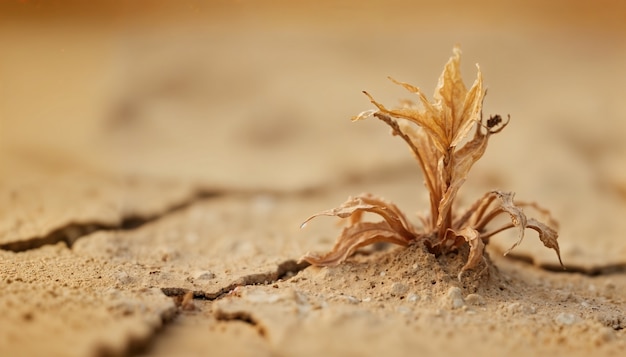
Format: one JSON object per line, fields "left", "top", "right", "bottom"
{"left": 444, "top": 287, "right": 465, "bottom": 309}
{"left": 407, "top": 293, "right": 420, "bottom": 302}
{"left": 114, "top": 271, "right": 132, "bottom": 284}
{"left": 580, "top": 300, "right": 593, "bottom": 309}
{"left": 554, "top": 312, "right": 578, "bottom": 326}
{"left": 555, "top": 290, "right": 575, "bottom": 303}
{"left": 391, "top": 282, "right": 409, "bottom": 296}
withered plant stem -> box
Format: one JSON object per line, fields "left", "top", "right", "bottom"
{"left": 300, "top": 47, "right": 563, "bottom": 274}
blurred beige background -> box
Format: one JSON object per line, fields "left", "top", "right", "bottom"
{"left": 1, "top": 0, "right": 626, "bottom": 267}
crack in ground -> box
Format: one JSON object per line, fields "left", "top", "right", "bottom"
{"left": 4, "top": 164, "right": 626, "bottom": 279}
{"left": 161, "top": 259, "right": 310, "bottom": 301}
{"left": 0, "top": 163, "right": 414, "bottom": 254}
{"left": 0, "top": 190, "right": 224, "bottom": 253}
{"left": 214, "top": 310, "right": 267, "bottom": 337}
{"left": 97, "top": 304, "right": 178, "bottom": 357}
{"left": 124, "top": 258, "right": 310, "bottom": 355}
{"left": 502, "top": 251, "right": 626, "bottom": 276}
{"left": 119, "top": 259, "right": 308, "bottom": 357}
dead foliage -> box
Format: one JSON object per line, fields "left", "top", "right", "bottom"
{"left": 301, "top": 47, "right": 563, "bottom": 278}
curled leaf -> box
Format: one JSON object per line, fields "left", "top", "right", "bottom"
{"left": 351, "top": 109, "right": 377, "bottom": 122}
{"left": 300, "top": 221, "right": 413, "bottom": 266}
{"left": 301, "top": 194, "right": 417, "bottom": 239}
{"left": 494, "top": 191, "right": 528, "bottom": 254}
{"left": 527, "top": 218, "right": 563, "bottom": 267}
{"left": 300, "top": 194, "right": 419, "bottom": 266}
{"left": 448, "top": 226, "right": 484, "bottom": 280}
{"left": 465, "top": 190, "right": 563, "bottom": 268}
{"left": 363, "top": 91, "right": 448, "bottom": 154}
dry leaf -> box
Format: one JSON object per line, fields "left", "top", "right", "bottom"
{"left": 302, "top": 46, "right": 563, "bottom": 276}
{"left": 300, "top": 194, "right": 417, "bottom": 266}
{"left": 301, "top": 194, "right": 416, "bottom": 239}
{"left": 448, "top": 226, "right": 484, "bottom": 279}
{"left": 527, "top": 218, "right": 563, "bottom": 266}
{"left": 301, "top": 221, "right": 412, "bottom": 266}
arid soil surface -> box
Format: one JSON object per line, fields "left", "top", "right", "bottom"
{"left": 1, "top": 1, "right": 626, "bottom": 356}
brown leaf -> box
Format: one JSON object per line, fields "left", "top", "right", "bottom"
{"left": 436, "top": 46, "right": 485, "bottom": 149}
{"left": 301, "top": 194, "right": 417, "bottom": 240}
{"left": 387, "top": 77, "right": 436, "bottom": 116}
{"left": 433, "top": 46, "right": 467, "bottom": 143}
{"left": 351, "top": 109, "right": 377, "bottom": 122}
{"left": 300, "top": 194, "right": 420, "bottom": 265}
{"left": 363, "top": 91, "right": 448, "bottom": 153}
{"left": 448, "top": 226, "right": 484, "bottom": 280}
{"left": 436, "top": 126, "right": 490, "bottom": 228}
{"left": 300, "top": 221, "right": 413, "bottom": 266}
{"left": 435, "top": 47, "right": 467, "bottom": 104}
{"left": 473, "top": 191, "right": 562, "bottom": 267}
{"left": 451, "top": 65, "right": 483, "bottom": 147}
{"left": 495, "top": 191, "right": 528, "bottom": 255}
{"left": 527, "top": 218, "right": 564, "bottom": 267}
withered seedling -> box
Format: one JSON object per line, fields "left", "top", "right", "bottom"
{"left": 301, "top": 47, "right": 563, "bottom": 278}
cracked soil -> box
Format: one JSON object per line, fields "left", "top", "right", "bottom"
{"left": 1, "top": 1, "right": 626, "bottom": 356}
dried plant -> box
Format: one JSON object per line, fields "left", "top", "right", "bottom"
{"left": 301, "top": 47, "right": 563, "bottom": 277}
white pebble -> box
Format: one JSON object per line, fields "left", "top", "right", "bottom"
{"left": 555, "top": 312, "right": 578, "bottom": 326}
{"left": 445, "top": 287, "right": 465, "bottom": 309}
{"left": 580, "top": 301, "right": 590, "bottom": 308}
{"left": 407, "top": 293, "right": 420, "bottom": 302}
{"left": 114, "top": 271, "right": 133, "bottom": 284}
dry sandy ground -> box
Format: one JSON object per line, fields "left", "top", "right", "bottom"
{"left": 1, "top": 1, "right": 625, "bottom": 356}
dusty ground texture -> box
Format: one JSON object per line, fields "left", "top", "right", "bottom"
{"left": 1, "top": 1, "right": 626, "bottom": 356}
